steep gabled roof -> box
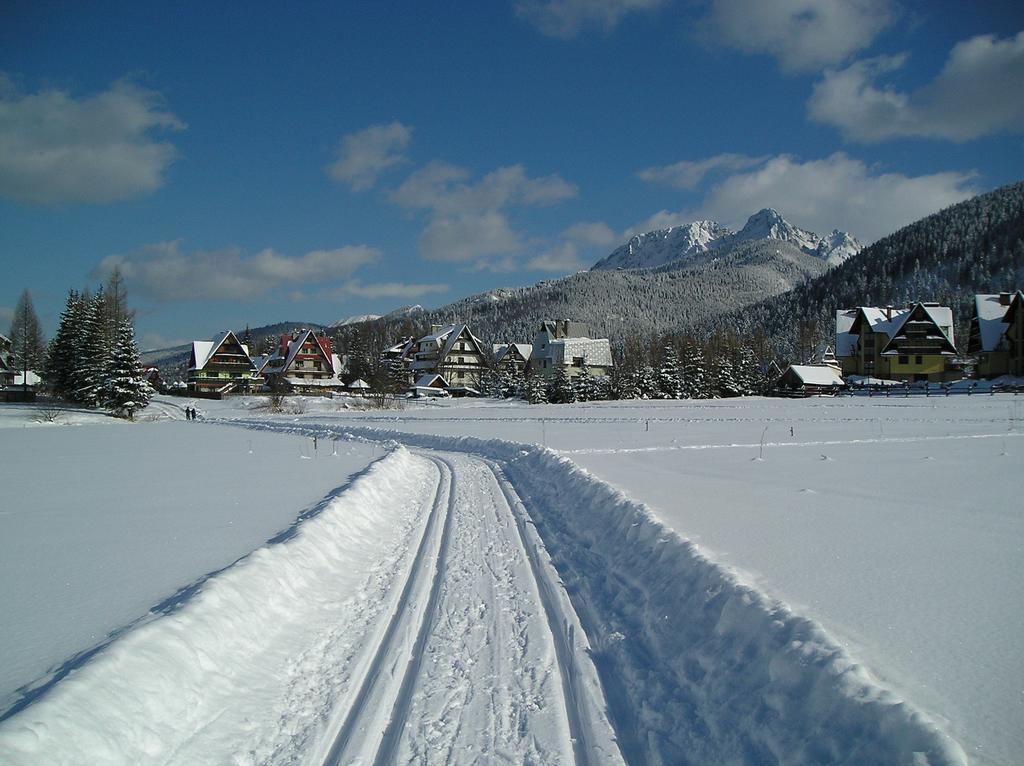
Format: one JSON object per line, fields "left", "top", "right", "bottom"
{"left": 276, "top": 329, "right": 336, "bottom": 375}
{"left": 783, "top": 365, "right": 844, "bottom": 387}
{"left": 437, "top": 324, "right": 484, "bottom": 362}
{"left": 879, "top": 302, "right": 956, "bottom": 355}
{"left": 497, "top": 343, "right": 532, "bottom": 363}
{"left": 189, "top": 330, "right": 253, "bottom": 372}
{"left": 970, "top": 294, "right": 1012, "bottom": 353}
{"left": 1002, "top": 290, "right": 1024, "bottom": 326}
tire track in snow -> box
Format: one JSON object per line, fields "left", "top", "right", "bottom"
{"left": 318, "top": 456, "right": 456, "bottom": 765}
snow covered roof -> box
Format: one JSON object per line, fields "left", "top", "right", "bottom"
{"left": 494, "top": 343, "right": 532, "bottom": 363}
{"left": 784, "top": 365, "right": 844, "bottom": 387}
{"left": 973, "top": 294, "right": 1011, "bottom": 352}
{"left": 880, "top": 303, "right": 956, "bottom": 355}
{"left": 347, "top": 378, "right": 370, "bottom": 389}
{"left": 834, "top": 309, "right": 858, "bottom": 357}
{"left": 189, "top": 331, "right": 252, "bottom": 372}
{"left": 414, "top": 373, "right": 448, "bottom": 389}
{"left": 550, "top": 337, "right": 612, "bottom": 368}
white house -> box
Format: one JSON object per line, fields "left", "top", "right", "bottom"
{"left": 529, "top": 320, "right": 612, "bottom": 378}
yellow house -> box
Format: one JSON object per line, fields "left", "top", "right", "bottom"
{"left": 968, "top": 291, "right": 1024, "bottom": 378}
{"left": 835, "top": 302, "right": 958, "bottom": 382}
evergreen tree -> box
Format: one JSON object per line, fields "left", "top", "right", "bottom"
{"left": 549, "top": 365, "right": 576, "bottom": 404}
{"left": 633, "top": 365, "right": 658, "bottom": 399}
{"left": 657, "top": 343, "right": 683, "bottom": 399}
{"left": 46, "top": 290, "right": 85, "bottom": 400}
{"left": 76, "top": 290, "right": 110, "bottom": 407}
{"left": 735, "top": 346, "right": 760, "bottom": 396}
{"left": 712, "top": 352, "right": 740, "bottom": 397}
{"left": 681, "top": 342, "right": 711, "bottom": 399}
{"left": 608, "top": 365, "right": 638, "bottom": 400}
{"left": 572, "top": 364, "right": 601, "bottom": 402}
{"left": 9, "top": 289, "right": 46, "bottom": 391}
{"left": 104, "top": 319, "right": 152, "bottom": 420}
{"left": 525, "top": 373, "right": 548, "bottom": 404}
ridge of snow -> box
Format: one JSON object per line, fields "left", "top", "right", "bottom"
{"left": 331, "top": 314, "right": 381, "bottom": 327}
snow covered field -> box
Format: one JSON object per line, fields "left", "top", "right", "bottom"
{"left": 0, "top": 404, "right": 378, "bottom": 714}
{"left": 1, "top": 393, "right": 1021, "bottom": 764}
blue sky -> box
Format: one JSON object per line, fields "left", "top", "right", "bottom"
{"left": 2, "top": 0, "right": 1022, "bottom": 350}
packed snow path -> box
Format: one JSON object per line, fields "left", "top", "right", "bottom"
{"left": 0, "top": 446, "right": 620, "bottom": 765}
{"left": 319, "top": 451, "right": 621, "bottom": 765}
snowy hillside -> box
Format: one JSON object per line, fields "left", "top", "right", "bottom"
{"left": 592, "top": 208, "right": 862, "bottom": 271}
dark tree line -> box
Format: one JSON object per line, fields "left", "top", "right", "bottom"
{"left": 46, "top": 286, "right": 152, "bottom": 419}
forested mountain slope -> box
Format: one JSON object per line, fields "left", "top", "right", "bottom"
{"left": 393, "top": 240, "right": 826, "bottom": 347}
{"left": 696, "top": 180, "right": 1024, "bottom": 360}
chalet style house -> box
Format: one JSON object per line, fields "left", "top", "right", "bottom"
{"left": 261, "top": 328, "right": 345, "bottom": 393}
{"left": 775, "top": 364, "right": 844, "bottom": 396}
{"left": 187, "top": 331, "right": 260, "bottom": 394}
{"left": 968, "top": 291, "right": 1024, "bottom": 378}
{"left": 408, "top": 324, "right": 487, "bottom": 390}
{"left": 492, "top": 343, "right": 532, "bottom": 373}
{"left": 835, "top": 302, "right": 958, "bottom": 382}
{"left": 529, "top": 320, "right": 613, "bottom": 379}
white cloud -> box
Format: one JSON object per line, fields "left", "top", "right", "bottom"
{"left": 809, "top": 32, "right": 1024, "bottom": 142}
{"left": 331, "top": 280, "right": 449, "bottom": 300}
{"left": 637, "top": 153, "right": 768, "bottom": 189}
{"left": 391, "top": 161, "right": 577, "bottom": 265}
{"left": 516, "top": 0, "right": 665, "bottom": 38}
{"left": 526, "top": 242, "right": 589, "bottom": 272}
{"left": 703, "top": 0, "right": 893, "bottom": 73}
{"left": 326, "top": 121, "right": 412, "bottom": 190}
{"left": 417, "top": 211, "right": 523, "bottom": 263}
{"left": 681, "top": 152, "right": 978, "bottom": 242}
{"left": 562, "top": 221, "right": 619, "bottom": 247}
{"left": 0, "top": 75, "right": 185, "bottom": 204}
{"left": 623, "top": 209, "right": 696, "bottom": 238}
{"left": 97, "top": 241, "right": 379, "bottom": 301}
{"left": 391, "top": 161, "right": 576, "bottom": 215}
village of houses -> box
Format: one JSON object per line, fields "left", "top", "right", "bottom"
{"left": 149, "top": 291, "right": 1024, "bottom": 404}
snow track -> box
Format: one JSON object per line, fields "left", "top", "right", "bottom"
{"left": 320, "top": 450, "right": 622, "bottom": 765}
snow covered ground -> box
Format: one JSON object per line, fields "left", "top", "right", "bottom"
{"left": 0, "top": 393, "right": 1020, "bottom": 764}
{"left": 0, "top": 403, "right": 378, "bottom": 714}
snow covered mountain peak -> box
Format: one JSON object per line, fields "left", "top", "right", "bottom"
{"left": 590, "top": 220, "right": 731, "bottom": 271}
{"left": 591, "top": 209, "right": 862, "bottom": 271}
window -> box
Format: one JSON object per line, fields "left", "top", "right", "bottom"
{"left": 898, "top": 355, "right": 909, "bottom": 364}
{"left": 915, "top": 355, "right": 923, "bottom": 364}
{"left": 572, "top": 356, "right": 584, "bottom": 367}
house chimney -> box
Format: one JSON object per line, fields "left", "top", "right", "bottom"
{"left": 431, "top": 324, "right": 442, "bottom": 334}
{"left": 1000, "top": 292, "right": 1011, "bottom": 306}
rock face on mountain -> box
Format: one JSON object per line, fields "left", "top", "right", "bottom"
{"left": 591, "top": 209, "right": 861, "bottom": 271}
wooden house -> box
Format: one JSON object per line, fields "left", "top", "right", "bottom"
{"left": 775, "top": 364, "right": 844, "bottom": 396}
{"left": 261, "top": 329, "right": 345, "bottom": 394}
{"left": 835, "top": 302, "right": 958, "bottom": 382}
{"left": 968, "top": 291, "right": 1024, "bottom": 379}
{"left": 493, "top": 343, "right": 532, "bottom": 373}
{"left": 187, "top": 331, "right": 260, "bottom": 394}
{"left": 408, "top": 324, "right": 488, "bottom": 389}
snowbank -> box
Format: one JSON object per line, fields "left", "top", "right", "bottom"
{"left": 0, "top": 448, "right": 438, "bottom": 764}
{"left": 228, "top": 419, "right": 967, "bottom": 765}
